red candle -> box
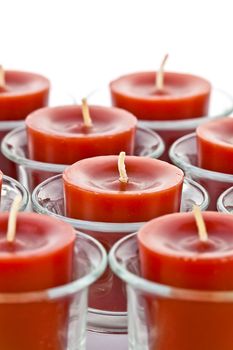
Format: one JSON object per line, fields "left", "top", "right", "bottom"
{"left": 138, "top": 211, "right": 233, "bottom": 350}
{"left": 110, "top": 71, "right": 211, "bottom": 121}
{"left": 0, "top": 68, "right": 50, "bottom": 121}
{"left": 26, "top": 104, "right": 137, "bottom": 164}
{"left": 197, "top": 117, "right": 233, "bottom": 174}
{"left": 63, "top": 155, "right": 184, "bottom": 222}
{"left": 0, "top": 212, "right": 75, "bottom": 350}
{"left": 63, "top": 154, "right": 184, "bottom": 312}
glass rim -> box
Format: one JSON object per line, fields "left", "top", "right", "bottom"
{"left": 136, "top": 88, "right": 233, "bottom": 130}
{"left": 31, "top": 174, "right": 209, "bottom": 233}
{"left": 1, "top": 125, "right": 165, "bottom": 171}
{"left": 0, "top": 120, "right": 23, "bottom": 131}
{"left": 169, "top": 132, "right": 233, "bottom": 182}
{"left": 217, "top": 186, "right": 233, "bottom": 213}
{"left": 0, "top": 231, "right": 107, "bottom": 304}
{"left": 2, "top": 174, "right": 29, "bottom": 211}
{"left": 109, "top": 232, "right": 233, "bottom": 302}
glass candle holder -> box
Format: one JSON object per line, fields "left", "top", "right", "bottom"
{"left": 169, "top": 132, "right": 233, "bottom": 210}
{"left": 1, "top": 125, "right": 165, "bottom": 192}
{"left": 0, "top": 89, "right": 75, "bottom": 178}
{"left": 88, "top": 87, "right": 233, "bottom": 161}
{"left": 217, "top": 186, "right": 233, "bottom": 213}
{"left": 1, "top": 174, "right": 29, "bottom": 211}
{"left": 0, "top": 232, "right": 107, "bottom": 350}
{"left": 31, "top": 174, "right": 209, "bottom": 334}
{"left": 109, "top": 232, "right": 233, "bottom": 350}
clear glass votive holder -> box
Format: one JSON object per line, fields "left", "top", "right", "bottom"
{"left": 1, "top": 174, "right": 29, "bottom": 211}
{"left": 31, "top": 174, "right": 209, "bottom": 334}
{"left": 217, "top": 186, "right": 233, "bottom": 213}
{"left": 0, "top": 232, "right": 107, "bottom": 350}
{"left": 88, "top": 87, "right": 233, "bottom": 162}
{"left": 1, "top": 125, "right": 165, "bottom": 192}
{"left": 109, "top": 232, "right": 233, "bottom": 350}
{"left": 169, "top": 132, "right": 233, "bottom": 210}
{"left": 0, "top": 89, "right": 75, "bottom": 178}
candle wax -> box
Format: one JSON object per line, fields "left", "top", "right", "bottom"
{"left": 26, "top": 105, "right": 137, "bottom": 164}
{"left": 197, "top": 117, "right": 233, "bottom": 174}
{"left": 0, "top": 70, "right": 50, "bottom": 121}
{"left": 110, "top": 71, "right": 211, "bottom": 121}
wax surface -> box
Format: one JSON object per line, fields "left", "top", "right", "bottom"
{"left": 0, "top": 212, "right": 75, "bottom": 292}
{"left": 0, "top": 71, "right": 50, "bottom": 121}
{"left": 197, "top": 117, "right": 233, "bottom": 174}
{"left": 110, "top": 71, "right": 211, "bottom": 121}
{"left": 138, "top": 211, "right": 233, "bottom": 289}
{"left": 63, "top": 155, "right": 184, "bottom": 222}
{"left": 138, "top": 212, "right": 233, "bottom": 350}
{"left": 26, "top": 105, "right": 137, "bottom": 164}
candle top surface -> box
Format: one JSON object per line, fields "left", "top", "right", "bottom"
{"left": 0, "top": 212, "right": 75, "bottom": 259}
{"left": 197, "top": 117, "right": 233, "bottom": 148}
{"left": 26, "top": 105, "right": 137, "bottom": 137}
{"left": 110, "top": 71, "right": 211, "bottom": 100}
{"left": 63, "top": 155, "right": 184, "bottom": 195}
{"left": 138, "top": 211, "right": 233, "bottom": 259}
{"left": 0, "top": 70, "right": 50, "bottom": 96}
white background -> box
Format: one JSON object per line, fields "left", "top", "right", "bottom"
{"left": 1, "top": 1, "right": 233, "bottom": 349}
{"left": 1, "top": 0, "right": 233, "bottom": 100}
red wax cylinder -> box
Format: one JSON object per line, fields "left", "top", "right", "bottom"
{"left": 197, "top": 117, "right": 233, "bottom": 174}
{"left": 0, "top": 212, "right": 75, "bottom": 350}
{"left": 0, "top": 71, "right": 50, "bottom": 121}
{"left": 110, "top": 71, "right": 211, "bottom": 121}
{"left": 138, "top": 211, "right": 233, "bottom": 350}
{"left": 63, "top": 156, "right": 184, "bottom": 222}
{"left": 26, "top": 105, "right": 137, "bottom": 164}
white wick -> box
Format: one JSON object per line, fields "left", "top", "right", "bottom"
{"left": 118, "top": 152, "right": 128, "bottom": 184}
{"left": 0, "top": 65, "right": 5, "bottom": 89}
{"left": 81, "top": 97, "right": 93, "bottom": 127}
{"left": 193, "top": 205, "right": 208, "bottom": 242}
{"left": 6, "top": 194, "right": 22, "bottom": 243}
{"left": 156, "top": 54, "right": 169, "bottom": 91}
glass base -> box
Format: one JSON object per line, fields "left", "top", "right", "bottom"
{"left": 110, "top": 233, "right": 233, "bottom": 350}
{"left": 0, "top": 232, "right": 106, "bottom": 350}
{"left": 1, "top": 175, "right": 29, "bottom": 211}
{"left": 169, "top": 132, "right": 233, "bottom": 210}
{"left": 217, "top": 186, "right": 233, "bottom": 213}
{"left": 32, "top": 174, "right": 208, "bottom": 333}
{"left": 86, "top": 331, "right": 128, "bottom": 350}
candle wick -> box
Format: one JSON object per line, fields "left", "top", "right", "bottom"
{"left": 0, "top": 65, "right": 6, "bottom": 89}
{"left": 118, "top": 151, "right": 128, "bottom": 184}
{"left": 6, "top": 194, "right": 22, "bottom": 243}
{"left": 193, "top": 205, "right": 208, "bottom": 242}
{"left": 81, "top": 97, "right": 93, "bottom": 127}
{"left": 156, "top": 54, "right": 169, "bottom": 91}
